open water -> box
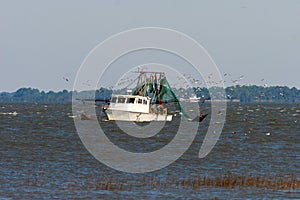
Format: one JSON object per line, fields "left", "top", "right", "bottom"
{"left": 0, "top": 103, "right": 299, "bottom": 199}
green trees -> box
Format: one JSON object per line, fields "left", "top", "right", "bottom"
{"left": 0, "top": 88, "right": 72, "bottom": 103}
{"left": 199, "top": 85, "right": 300, "bottom": 103}
{"left": 0, "top": 86, "right": 299, "bottom": 103}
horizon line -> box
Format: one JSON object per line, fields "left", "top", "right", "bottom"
{"left": 1, "top": 84, "right": 300, "bottom": 93}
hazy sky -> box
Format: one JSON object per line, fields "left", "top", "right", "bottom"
{"left": 1, "top": 0, "right": 299, "bottom": 92}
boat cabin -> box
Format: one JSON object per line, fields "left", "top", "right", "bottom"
{"left": 109, "top": 94, "right": 150, "bottom": 113}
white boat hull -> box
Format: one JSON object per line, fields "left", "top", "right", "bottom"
{"left": 106, "top": 109, "right": 173, "bottom": 122}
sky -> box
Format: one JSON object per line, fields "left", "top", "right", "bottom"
{"left": 1, "top": 0, "right": 300, "bottom": 92}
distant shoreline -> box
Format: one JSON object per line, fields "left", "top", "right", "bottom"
{"left": 0, "top": 85, "right": 299, "bottom": 103}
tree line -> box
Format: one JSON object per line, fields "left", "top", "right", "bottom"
{"left": 0, "top": 86, "right": 299, "bottom": 103}
{"left": 193, "top": 85, "right": 300, "bottom": 103}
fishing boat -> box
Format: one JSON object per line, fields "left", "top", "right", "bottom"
{"left": 104, "top": 94, "right": 172, "bottom": 122}
{"left": 94, "top": 70, "right": 208, "bottom": 122}
{"left": 180, "top": 95, "right": 200, "bottom": 103}
{"left": 101, "top": 71, "right": 180, "bottom": 122}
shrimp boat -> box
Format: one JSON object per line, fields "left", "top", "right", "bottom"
{"left": 102, "top": 71, "right": 182, "bottom": 122}
{"left": 105, "top": 94, "right": 172, "bottom": 122}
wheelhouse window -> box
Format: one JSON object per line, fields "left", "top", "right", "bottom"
{"left": 138, "top": 99, "right": 143, "bottom": 104}
{"left": 111, "top": 97, "right": 117, "bottom": 103}
{"left": 143, "top": 100, "right": 147, "bottom": 105}
{"left": 128, "top": 98, "right": 135, "bottom": 104}
{"left": 118, "top": 97, "right": 126, "bottom": 103}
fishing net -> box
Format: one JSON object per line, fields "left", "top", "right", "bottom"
{"left": 132, "top": 74, "right": 191, "bottom": 119}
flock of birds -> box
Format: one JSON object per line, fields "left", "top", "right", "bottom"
{"left": 62, "top": 71, "right": 285, "bottom": 98}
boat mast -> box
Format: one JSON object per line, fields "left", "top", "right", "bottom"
{"left": 132, "top": 70, "right": 165, "bottom": 98}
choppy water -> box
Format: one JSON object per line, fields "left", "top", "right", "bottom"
{"left": 0, "top": 103, "right": 299, "bottom": 199}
